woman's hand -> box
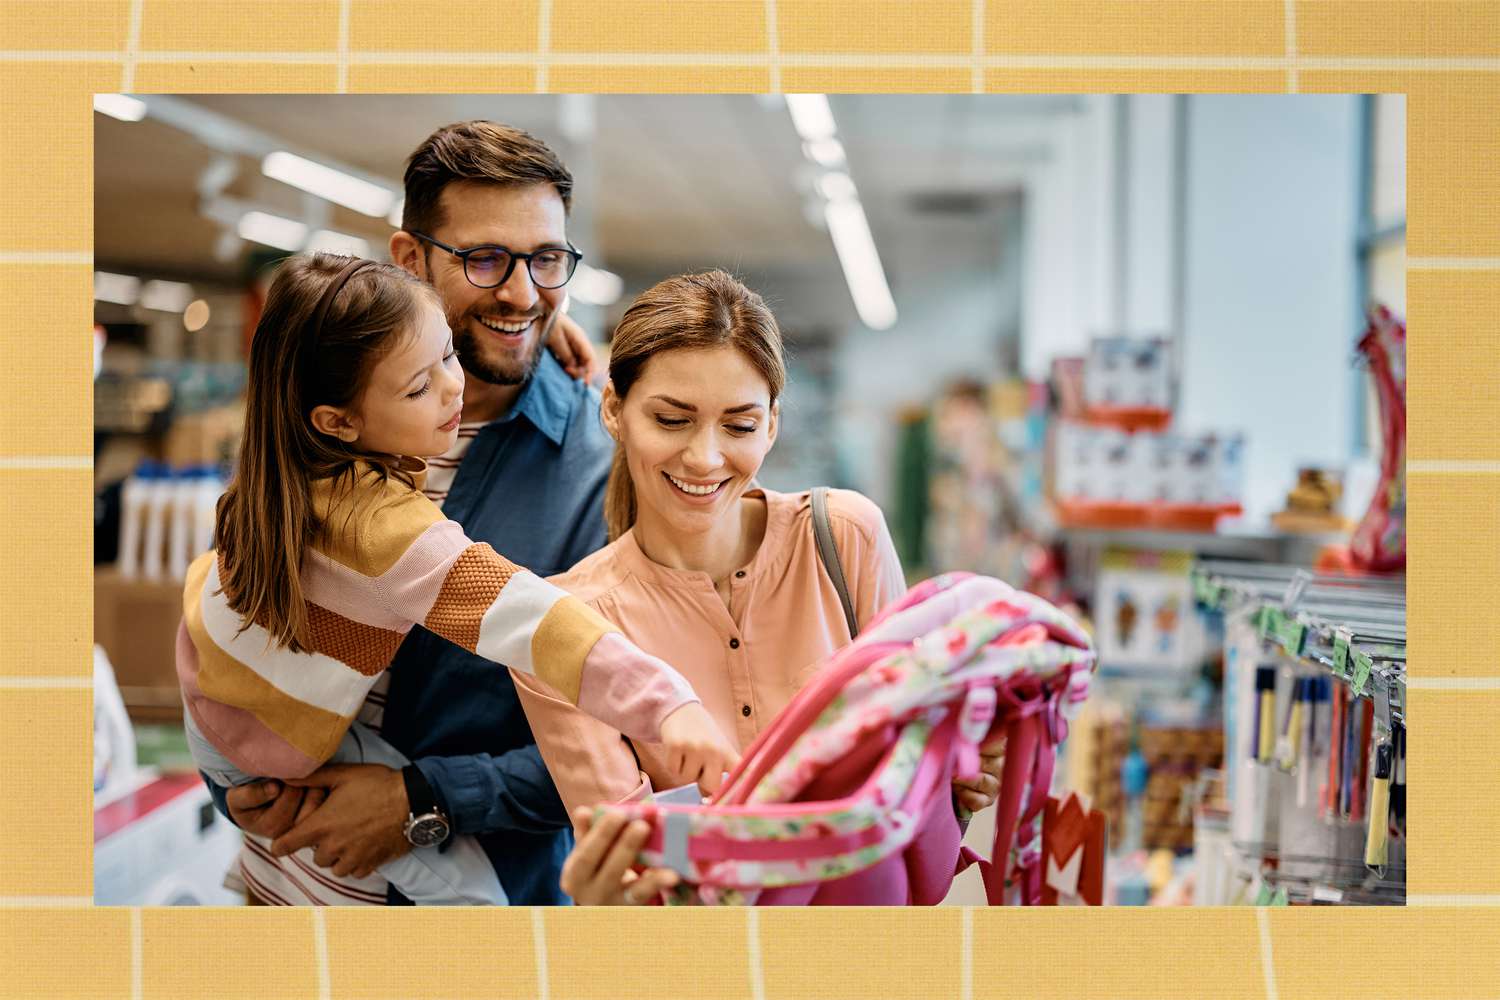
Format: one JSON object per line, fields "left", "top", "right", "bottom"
{"left": 545, "top": 306, "right": 604, "bottom": 384}
{"left": 952, "top": 734, "right": 1006, "bottom": 813}
{"left": 658, "top": 702, "right": 740, "bottom": 797}
{"left": 561, "top": 806, "right": 681, "bottom": 905}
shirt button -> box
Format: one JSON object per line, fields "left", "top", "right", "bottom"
{"left": 742, "top": 704, "right": 752, "bottom": 717}
{"left": 729, "top": 638, "right": 741, "bottom": 649}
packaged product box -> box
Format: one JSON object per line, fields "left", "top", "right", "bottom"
{"left": 94, "top": 567, "right": 184, "bottom": 721}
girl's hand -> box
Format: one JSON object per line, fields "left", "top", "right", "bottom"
{"left": 952, "top": 734, "right": 1006, "bottom": 813}
{"left": 561, "top": 806, "right": 680, "bottom": 905}
{"left": 658, "top": 702, "right": 740, "bottom": 797}
{"left": 545, "top": 304, "right": 604, "bottom": 383}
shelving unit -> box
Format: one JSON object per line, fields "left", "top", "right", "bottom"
{"left": 1191, "top": 560, "right": 1405, "bottom": 724}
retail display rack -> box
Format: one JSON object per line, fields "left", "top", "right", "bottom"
{"left": 1190, "top": 561, "right": 1406, "bottom": 723}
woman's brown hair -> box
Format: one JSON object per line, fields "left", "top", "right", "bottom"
{"left": 603, "top": 270, "right": 786, "bottom": 542}
{"left": 214, "top": 253, "right": 439, "bottom": 651}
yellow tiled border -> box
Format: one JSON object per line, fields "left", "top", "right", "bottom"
{"left": 3, "top": 0, "right": 1496, "bottom": 996}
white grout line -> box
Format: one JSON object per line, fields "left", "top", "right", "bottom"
{"left": 765, "top": 0, "right": 781, "bottom": 94}
{"left": 131, "top": 907, "right": 143, "bottom": 1000}
{"left": 1410, "top": 895, "right": 1500, "bottom": 906}
{"left": 312, "top": 907, "right": 332, "bottom": 1000}
{"left": 0, "top": 896, "right": 94, "bottom": 906}
{"left": 9, "top": 50, "right": 1500, "bottom": 70}
{"left": 336, "top": 0, "right": 352, "bottom": 93}
{"left": 121, "top": 0, "right": 144, "bottom": 92}
{"left": 1408, "top": 256, "right": 1500, "bottom": 270}
{"left": 0, "top": 456, "right": 93, "bottom": 470}
{"left": 1284, "top": 0, "right": 1298, "bottom": 93}
{"left": 1408, "top": 460, "right": 1500, "bottom": 474}
{"left": 0, "top": 677, "right": 91, "bottom": 689}
{"left": 1406, "top": 677, "right": 1500, "bottom": 692}
{"left": 0, "top": 251, "right": 92, "bottom": 265}
{"left": 960, "top": 906, "right": 974, "bottom": 1000}
{"left": 971, "top": 0, "right": 985, "bottom": 94}
{"left": 746, "top": 908, "right": 766, "bottom": 1000}
{"left": 531, "top": 908, "right": 551, "bottom": 1000}
{"left": 535, "top": 0, "right": 553, "bottom": 92}
{"left": 1256, "top": 907, "right": 1280, "bottom": 1000}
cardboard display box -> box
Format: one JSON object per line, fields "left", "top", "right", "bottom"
{"left": 94, "top": 567, "right": 185, "bottom": 721}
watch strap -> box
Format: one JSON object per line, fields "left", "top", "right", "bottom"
{"left": 401, "top": 763, "right": 442, "bottom": 820}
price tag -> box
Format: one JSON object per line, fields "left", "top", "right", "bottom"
{"left": 1332, "top": 630, "right": 1352, "bottom": 678}
{"left": 1276, "top": 617, "right": 1306, "bottom": 657}
{"left": 1352, "top": 650, "right": 1374, "bottom": 698}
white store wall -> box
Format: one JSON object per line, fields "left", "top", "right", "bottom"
{"left": 1175, "top": 95, "right": 1362, "bottom": 523}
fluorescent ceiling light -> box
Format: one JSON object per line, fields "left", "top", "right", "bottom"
{"left": 140, "top": 279, "right": 194, "bottom": 313}
{"left": 94, "top": 271, "right": 140, "bottom": 305}
{"left": 262, "top": 151, "right": 395, "bottom": 218}
{"left": 824, "top": 200, "right": 897, "bottom": 331}
{"left": 94, "top": 94, "right": 146, "bottom": 122}
{"left": 237, "top": 211, "right": 309, "bottom": 252}
{"left": 786, "top": 94, "right": 837, "bottom": 142}
{"left": 570, "top": 264, "right": 624, "bottom": 307}
{"left": 803, "top": 137, "right": 846, "bottom": 168}
{"left": 387, "top": 197, "right": 405, "bottom": 228}
{"left": 306, "top": 229, "right": 372, "bottom": 258}
{"left": 816, "top": 171, "right": 858, "bottom": 203}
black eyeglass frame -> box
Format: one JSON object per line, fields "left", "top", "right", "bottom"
{"left": 409, "top": 230, "right": 583, "bottom": 290}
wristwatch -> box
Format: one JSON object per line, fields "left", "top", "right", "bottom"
{"left": 400, "top": 764, "right": 451, "bottom": 848}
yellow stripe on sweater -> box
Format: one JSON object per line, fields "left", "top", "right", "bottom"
{"left": 311, "top": 467, "right": 445, "bottom": 578}
{"left": 530, "top": 596, "right": 614, "bottom": 705}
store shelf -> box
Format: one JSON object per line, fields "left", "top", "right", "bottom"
{"left": 1191, "top": 561, "right": 1406, "bottom": 722}
{"left": 1060, "top": 522, "right": 1345, "bottom": 563}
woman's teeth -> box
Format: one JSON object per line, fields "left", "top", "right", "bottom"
{"left": 478, "top": 316, "right": 532, "bottom": 335}
{"left": 667, "top": 473, "right": 725, "bottom": 497}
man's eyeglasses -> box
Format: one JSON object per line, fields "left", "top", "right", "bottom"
{"left": 410, "top": 231, "right": 582, "bottom": 290}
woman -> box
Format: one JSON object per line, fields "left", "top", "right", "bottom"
{"left": 513, "top": 270, "right": 1004, "bottom": 904}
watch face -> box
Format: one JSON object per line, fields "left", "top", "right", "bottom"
{"left": 406, "top": 814, "right": 449, "bottom": 848}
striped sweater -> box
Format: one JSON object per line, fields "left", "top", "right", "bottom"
{"left": 176, "top": 461, "right": 698, "bottom": 780}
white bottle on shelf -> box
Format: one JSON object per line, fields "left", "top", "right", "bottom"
{"left": 140, "top": 464, "right": 174, "bottom": 582}
{"left": 116, "top": 461, "right": 156, "bottom": 579}
{"left": 193, "top": 465, "right": 224, "bottom": 558}
{"left": 167, "top": 466, "right": 195, "bottom": 581}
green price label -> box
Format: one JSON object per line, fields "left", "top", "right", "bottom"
{"left": 1352, "top": 651, "right": 1374, "bottom": 698}
{"left": 1277, "top": 619, "right": 1305, "bottom": 657}
{"left": 1332, "top": 635, "right": 1350, "bottom": 678}
{"left": 1258, "top": 607, "right": 1279, "bottom": 639}
{"left": 1271, "top": 887, "right": 1289, "bottom": 907}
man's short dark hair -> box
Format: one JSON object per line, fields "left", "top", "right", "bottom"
{"left": 402, "top": 121, "right": 573, "bottom": 235}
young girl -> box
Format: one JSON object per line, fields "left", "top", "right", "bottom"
{"left": 176, "top": 254, "right": 737, "bottom": 905}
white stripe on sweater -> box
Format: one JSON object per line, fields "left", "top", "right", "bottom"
{"left": 198, "top": 560, "right": 383, "bottom": 718}
{"left": 475, "top": 570, "right": 568, "bottom": 676}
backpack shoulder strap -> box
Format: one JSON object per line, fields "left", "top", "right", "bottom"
{"left": 811, "top": 487, "right": 860, "bottom": 639}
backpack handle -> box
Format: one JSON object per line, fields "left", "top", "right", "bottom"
{"left": 811, "top": 487, "right": 859, "bottom": 640}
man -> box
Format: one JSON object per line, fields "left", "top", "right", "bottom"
{"left": 216, "top": 120, "right": 610, "bottom": 905}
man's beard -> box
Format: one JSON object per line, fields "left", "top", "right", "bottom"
{"left": 451, "top": 312, "right": 548, "bottom": 387}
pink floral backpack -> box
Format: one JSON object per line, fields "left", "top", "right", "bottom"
{"left": 611, "top": 572, "right": 1096, "bottom": 905}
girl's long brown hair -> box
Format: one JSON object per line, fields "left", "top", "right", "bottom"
{"left": 215, "top": 254, "right": 439, "bottom": 651}
{"left": 603, "top": 270, "right": 786, "bottom": 542}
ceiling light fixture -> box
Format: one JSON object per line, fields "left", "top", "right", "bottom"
{"left": 236, "top": 211, "right": 309, "bottom": 252}
{"left": 306, "top": 229, "right": 372, "bottom": 258}
{"left": 569, "top": 264, "right": 625, "bottom": 306}
{"left": 262, "top": 151, "right": 395, "bottom": 218}
{"left": 93, "top": 271, "right": 140, "bottom": 306}
{"left": 824, "top": 200, "right": 897, "bottom": 331}
{"left": 140, "top": 279, "right": 194, "bottom": 313}
{"left": 93, "top": 94, "right": 146, "bottom": 122}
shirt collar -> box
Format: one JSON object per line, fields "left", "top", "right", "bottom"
{"left": 500, "top": 350, "right": 573, "bottom": 447}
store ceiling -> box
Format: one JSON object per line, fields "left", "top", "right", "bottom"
{"left": 95, "top": 94, "right": 1075, "bottom": 315}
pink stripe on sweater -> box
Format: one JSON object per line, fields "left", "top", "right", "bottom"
{"left": 301, "top": 518, "right": 469, "bottom": 631}
{"left": 176, "top": 621, "right": 323, "bottom": 779}
{"left": 576, "top": 631, "right": 699, "bottom": 745}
